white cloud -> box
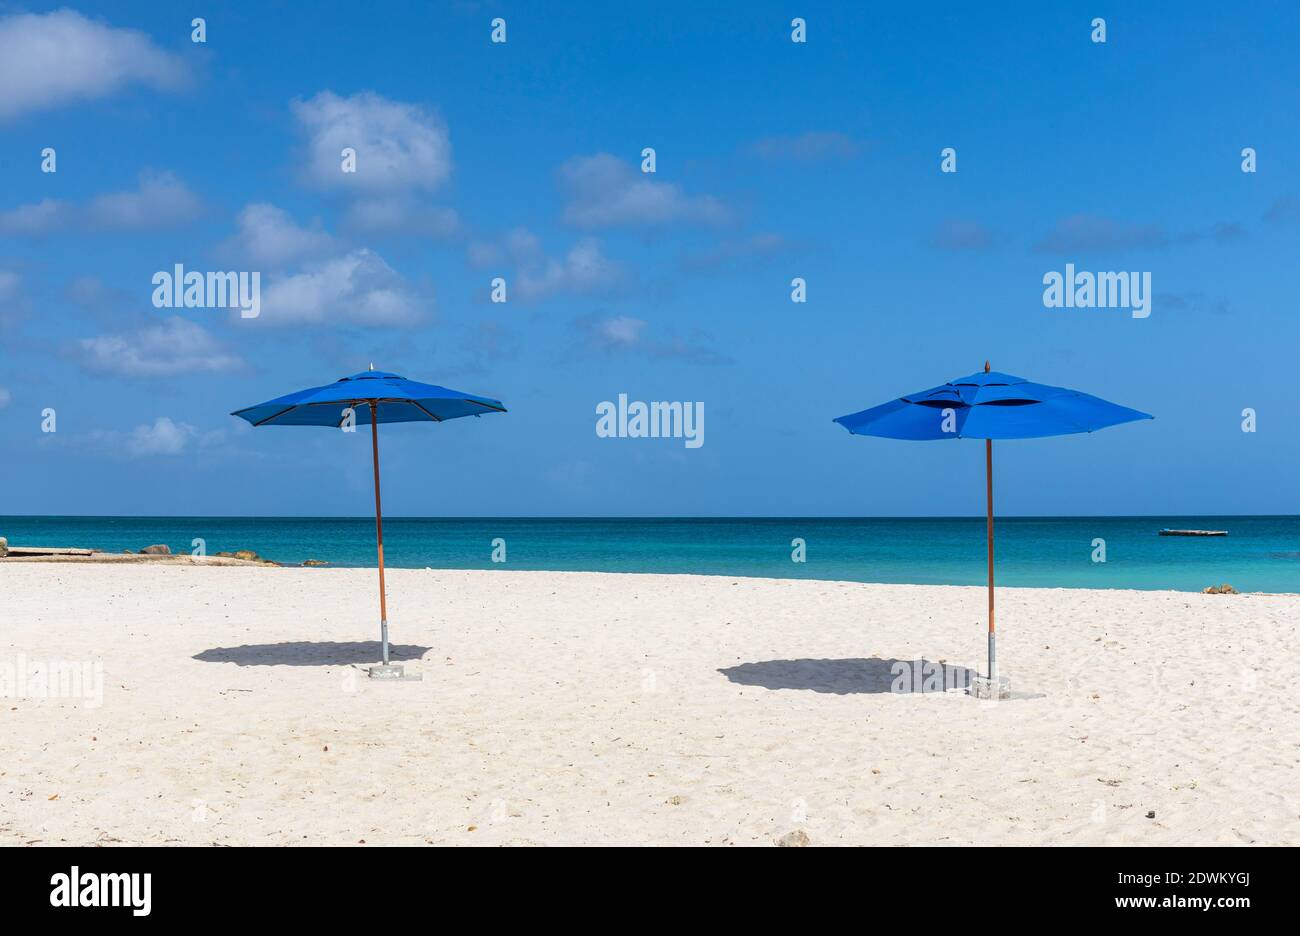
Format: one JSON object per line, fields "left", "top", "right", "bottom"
{"left": 467, "top": 227, "right": 542, "bottom": 270}
{"left": 516, "top": 238, "right": 626, "bottom": 302}
{"left": 342, "top": 197, "right": 459, "bottom": 237}
{"left": 0, "top": 10, "right": 187, "bottom": 121}
{"left": 574, "top": 314, "right": 730, "bottom": 365}
{"left": 505, "top": 227, "right": 542, "bottom": 259}
{"left": 466, "top": 241, "right": 500, "bottom": 269}
{"left": 85, "top": 171, "right": 201, "bottom": 229}
{"left": 0, "top": 269, "right": 30, "bottom": 332}
{"left": 62, "top": 275, "right": 134, "bottom": 326}
{"left": 590, "top": 315, "right": 646, "bottom": 348}
{"left": 217, "top": 204, "right": 425, "bottom": 328}
{"left": 77, "top": 317, "right": 243, "bottom": 377}
{"left": 126, "top": 417, "right": 196, "bottom": 456}
{"left": 472, "top": 229, "right": 626, "bottom": 303}
{"left": 78, "top": 416, "right": 226, "bottom": 458}
{"left": 292, "top": 91, "right": 452, "bottom": 194}
{"left": 0, "top": 200, "right": 63, "bottom": 235}
{"left": 258, "top": 248, "right": 422, "bottom": 326}
{"left": 224, "top": 203, "right": 335, "bottom": 268}
{"left": 65, "top": 275, "right": 124, "bottom": 308}
{"left": 560, "top": 153, "right": 728, "bottom": 228}
{"left": 0, "top": 171, "right": 201, "bottom": 235}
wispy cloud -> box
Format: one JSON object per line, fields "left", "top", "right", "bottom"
{"left": 76, "top": 317, "right": 243, "bottom": 377}
{"left": 0, "top": 171, "right": 201, "bottom": 235}
{"left": 929, "top": 218, "right": 996, "bottom": 251}
{"left": 583, "top": 314, "right": 646, "bottom": 350}
{"left": 65, "top": 275, "right": 129, "bottom": 309}
{"left": 0, "top": 10, "right": 188, "bottom": 121}
{"left": 515, "top": 238, "right": 628, "bottom": 303}
{"left": 1034, "top": 214, "right": 1181, "bottom": 253}
{"left": 649, "top": 333, "right": 733, "bottom": 366}
{"left": 62, "top": 276, "right": 138, "bottom": 328}
{"left": 747, "top": 131, "right": 864, "bottom": 161}
{"left": 679, "top": 232, "right": 791, "bottom": 273}
{"left": 573, "top": 314, "right": 731, "bottom": 365}
{"left": 0, "top": 268, "right": 30, "bottom": 332}
{"left": 452, "top": 320, "right": 519, "bottom": 375}
{"left": 1156, "top": 292, "right": 1233, "bottom": 316}
{"left": 1209, "top": 221, "right": 1246, "bottom": 243}
{"left": 1263, "top": 196, "right": 1300, "bottom": 226}
{"left": 0, "top": 270, "right": 19, "bottom": 304}
{"left": 470, "top": 227, "right": 628, "bottom": 302}
{"left": 1033, "top": 213, "right": 1241, "bottom": 254}
{"left": 560, "top": 153, "right": 728, "bottom": 229}
{"left": 467, "top": 227, "right": 543, "bottom": 269}
{"left": 342, "top": 198, "right": 460, "bottom": 238}
{"left": 83, "top": 417, "right": 225, "bottom": 458}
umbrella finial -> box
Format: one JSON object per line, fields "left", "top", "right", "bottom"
{"left": 984, "top": 360, "right": 990, "bottom": 373}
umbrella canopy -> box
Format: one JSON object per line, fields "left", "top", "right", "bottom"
{"left": 231, "top": 369, "right": 505, "bottom": 427}
{"left": 834, "top": 363, "right": 1151, "bottom": 695}
{"left": 232, "top": 367, "right": 506, "bottom": 678}
{"left": 833, "top": 369, "right": 1151, "bottom": 440}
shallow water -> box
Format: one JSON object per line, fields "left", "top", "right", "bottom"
{"left": 3, "top": 515, "right": 1297, "bottom": 593}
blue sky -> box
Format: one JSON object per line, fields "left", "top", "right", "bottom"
{"left": 1, "top": 1, "right": 1297, "bottom": 517}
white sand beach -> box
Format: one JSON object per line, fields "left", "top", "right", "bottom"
{"left": 2, "top": 563, "right": 1297, "bottom": 846}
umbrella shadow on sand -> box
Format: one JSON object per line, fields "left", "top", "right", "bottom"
{"left": 718, "top": 657, "right": 974, "bottom": 695}
{"left": 193, "top": 641, "right": 431, "bottom": 667}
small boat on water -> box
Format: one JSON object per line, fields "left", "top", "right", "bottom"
{"left": 1159, "top": 529, "right": 1228, "bottom": 537}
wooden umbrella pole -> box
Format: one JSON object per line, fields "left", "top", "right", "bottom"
{"left": 369, "top": 401, "right": 390, "bottom": 665}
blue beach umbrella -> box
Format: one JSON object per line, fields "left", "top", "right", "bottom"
{"left": 833, "top": 363, "right": 1151, "bottom": 692}
{"left": 232, "top": 366, "right": 506, "bottom": 677}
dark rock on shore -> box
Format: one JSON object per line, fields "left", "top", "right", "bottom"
{"left": 212, "top": 548, "right": 280, "bottom": 565}
{"left": 139, "top": 544, "right": 171, "bottom": 555}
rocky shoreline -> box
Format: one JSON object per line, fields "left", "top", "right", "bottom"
{"left": 0, "top": 551, "right": 275, "bottom": 567}
{"left": 0, "top": 536, "right": 327, "bottom": 567}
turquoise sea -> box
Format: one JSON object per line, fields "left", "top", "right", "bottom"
{"left": 2, "top": 516, "right": 1298, "bottom": 593}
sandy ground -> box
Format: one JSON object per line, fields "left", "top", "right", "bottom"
{"left": 1, "top": 563, "right": 1297, "bottom": 846}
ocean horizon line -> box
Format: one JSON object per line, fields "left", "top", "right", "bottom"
{"left": 5, "top": 513, "right": 1298, "bottom": 521}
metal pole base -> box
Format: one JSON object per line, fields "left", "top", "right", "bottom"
{"left": 969, "top": 631, "right": 1008, "bottom": 698}
{"left": 367, "top": 663, "right": 422, "bottom": 681}
{"left": 969, "top": 674, "right": 1010, "bottom": 699}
